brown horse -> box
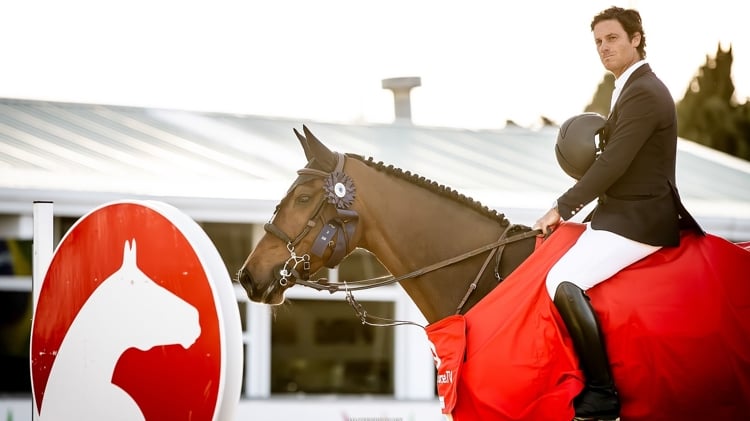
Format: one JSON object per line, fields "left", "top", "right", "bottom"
{"left": 239, "top": 126, "right": 750, "bottom": 421}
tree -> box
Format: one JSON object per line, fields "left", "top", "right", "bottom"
{"left": 676, "top": 44, "right": 750, "bottom": 160}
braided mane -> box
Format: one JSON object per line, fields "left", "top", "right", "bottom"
{"left": 348, "top": 154, "right": 511, "bottom": 227}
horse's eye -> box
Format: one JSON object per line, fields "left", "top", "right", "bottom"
{"left": 296, "top": 194, "right": 311, "bottom": 204}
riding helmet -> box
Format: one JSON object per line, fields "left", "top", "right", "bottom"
{"left": 555, "top": 113, "right": 606, "bottom": 180}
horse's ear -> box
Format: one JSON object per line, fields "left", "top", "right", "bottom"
{"left": 123, "top": 239, "right": 136, "bottom": 267}
{"left": 293, "top": 128, "right": 313, "bottom": 161}
{"left": 301, "top": 125, "right": 336, "bottom": 171}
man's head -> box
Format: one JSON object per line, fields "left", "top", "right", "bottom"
{"left": 591, "top": 7, "right": 646, "bottom": 78}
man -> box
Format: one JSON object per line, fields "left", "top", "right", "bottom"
{"left": 533, "top": 7, "right": 703, "bottom": 421}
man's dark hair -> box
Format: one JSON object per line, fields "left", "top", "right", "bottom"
{"left": 591, "top": 7, "right": 647, "bottom": 58}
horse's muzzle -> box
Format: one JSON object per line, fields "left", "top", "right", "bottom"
{"left": 238, "top": 266, "right": 286, "bottom": 305}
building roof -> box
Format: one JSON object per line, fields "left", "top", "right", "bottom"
{"left": 1, "top": 98, "right": 749, "bottom": 239}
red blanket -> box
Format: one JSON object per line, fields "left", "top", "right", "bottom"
{"left": 426, "top": 223, "right": 750, "bottom": 421}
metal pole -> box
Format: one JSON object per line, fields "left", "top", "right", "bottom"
{"left": 32, "top": 201, "right": 54, "bottom": 311}
{"left": 31, "top": 200, "right": 53, "bottom": 421}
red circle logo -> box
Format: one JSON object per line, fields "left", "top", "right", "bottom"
{"left": 31, "top": 201, "right": 241, "bottom": 420}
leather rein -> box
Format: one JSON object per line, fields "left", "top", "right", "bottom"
{"left": 264, "top": 152, "right": 541, "bottom": 323}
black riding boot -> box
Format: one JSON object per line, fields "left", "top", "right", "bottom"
{"left": 554, "top": 281, "right": 620, "bottom": 421}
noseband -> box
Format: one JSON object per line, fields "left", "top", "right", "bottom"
{"left": 263, "top": 152, "right": 359, "bottom": 286}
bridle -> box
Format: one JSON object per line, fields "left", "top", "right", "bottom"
{"left": 262, "top": 151, "right": 542, "bottom": 324}
{"left": 262, "top": 152, "right": 360, "bottom": 288}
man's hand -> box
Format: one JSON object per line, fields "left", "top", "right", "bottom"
{"left": 533, "top": 206, "right": 562, "bottom": 236}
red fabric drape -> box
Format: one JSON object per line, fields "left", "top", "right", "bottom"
{"left": 426, "top": 222, "right": 750, "bottom": 421}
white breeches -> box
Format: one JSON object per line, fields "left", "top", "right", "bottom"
{"left": 545, "top": 223, "right": 661, "bottom": 299}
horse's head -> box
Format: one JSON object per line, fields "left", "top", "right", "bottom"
{"left": 239, "top": 126, "right": 363, "bottom": 304}
{"left": 107, "top": 240, "right": 201, "bottom": 350}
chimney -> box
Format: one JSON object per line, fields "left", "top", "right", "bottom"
{"left": 381, "top": 77, "right": 421, "bottom": 123}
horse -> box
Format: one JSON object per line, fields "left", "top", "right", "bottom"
{"left": 239, "top": 126, "right": 750, "bottom": 421}
{"left": 40, "top": 240, "right": 201, "bottom": 421}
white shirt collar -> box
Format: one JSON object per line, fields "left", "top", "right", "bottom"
{"left": 611, "top": 59, "right": 648, "bottom": 110}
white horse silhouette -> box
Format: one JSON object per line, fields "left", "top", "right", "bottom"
{"left": 39, "top": 240, "right": 201, "bottom": 421}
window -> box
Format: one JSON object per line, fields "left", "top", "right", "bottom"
{"left": 263, "top": 248, "right": 396, "bottom": 396}
{"left": 0, "top": 238, "right": 33, "bottom": 394}
{"left": 199, "top": 222, "right": 255, "bottom": 280}
{"left": 270, "top": 299, "right": 394, "bottom": 395}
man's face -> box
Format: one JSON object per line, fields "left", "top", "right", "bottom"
{"left": 593, "top": 19, "right": 641, "bottom": 78}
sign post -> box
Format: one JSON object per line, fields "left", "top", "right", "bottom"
{"left": 31, "top": 201, "right": 53, "bottom": 313}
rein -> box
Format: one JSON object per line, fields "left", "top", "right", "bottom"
{"left": 297, "top": 228, "right": 541, "bottom": 294}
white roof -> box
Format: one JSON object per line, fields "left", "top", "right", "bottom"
{"left": 1, "top": 98, "right": 749, "bottom": 240}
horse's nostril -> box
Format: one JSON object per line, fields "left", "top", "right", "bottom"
{"left": 238, "top": 268, "right": 254, "bottom": 294}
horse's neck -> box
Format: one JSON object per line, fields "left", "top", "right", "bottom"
{"left": 42, "top": 277, "right": 147, "bottom": 419}
{"left": 51, "top": 281, "right": 129, "bottom": 382}
{"left": 352, "top": 163, "right": 518, "bottom": 322}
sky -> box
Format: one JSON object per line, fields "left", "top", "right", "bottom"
{"left": 1, "top": 0, "right": 747, "bottom": 130}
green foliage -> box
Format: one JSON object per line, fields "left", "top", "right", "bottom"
{"left": 676, "top": 44, "right": 750, "bottom": 160}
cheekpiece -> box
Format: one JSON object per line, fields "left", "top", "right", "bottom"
{"left": 323, "top": 171, "right": 356, "bottom": 209}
